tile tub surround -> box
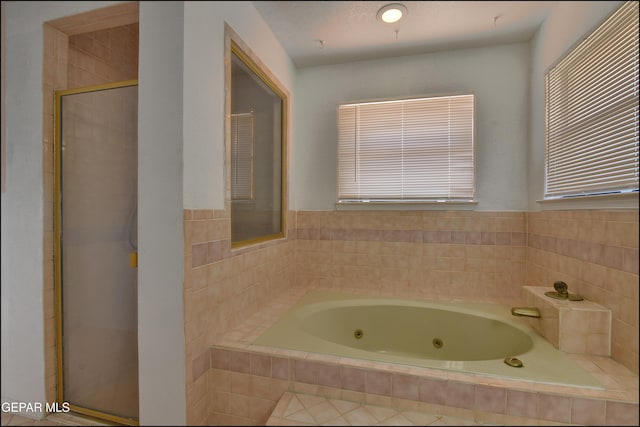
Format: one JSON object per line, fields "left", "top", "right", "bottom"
{"left": 294, "top": 209, "right": 638, "bottom": 374}
{"left": 183, "top": 209, "right": 297, "bottom": 424}
{"left": 527, "top": 210, "right": 639, "bottom": 374}
{"left": 295, "top": 211, "right": 528, "bottom": 306}
{"left": 204, "top": 287, "right": 638, "bottom": 426}
{"left": 183, "top": 208, "right": 638, "bottom": 424}
{"left": 522, "top": 286, "right": 612, "bottom": 356}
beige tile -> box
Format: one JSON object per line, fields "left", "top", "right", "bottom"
{"left": 343, "top": 406, "right": 379, "bottom": 425}
{"left": 306, "top": 400, "right": 341, "bottom": 424}
{"left": 505, "top": 389, "right": 537, "bottom": 419}
{"left": 474, "top": 384, "right": 505, "bottom": 414}
{"left": 538, "top": 394, "right": 570, "bottom": 423}
{"left": 571, "top": 397, "right": 605, "bottom": 425}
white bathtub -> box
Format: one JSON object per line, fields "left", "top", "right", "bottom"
{"left": 253, "top": 290, "right": 602, "bottom": 389}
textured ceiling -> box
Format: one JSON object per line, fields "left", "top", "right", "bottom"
{"left": 252, "top": 1, "right": 556, "bottom": 68}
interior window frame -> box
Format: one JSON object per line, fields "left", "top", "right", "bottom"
{"left": 225, "top": 25, "right": 289, "bottom": 249}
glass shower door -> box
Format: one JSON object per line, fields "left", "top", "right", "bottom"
{"left": 56, "top": 81, "right": 138, "bottom": 424}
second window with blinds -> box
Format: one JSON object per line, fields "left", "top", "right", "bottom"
{"left": 544, "top": 1, "right": 638, "bottom": 200}
{"left": 337, "top": 94, "right": 475, "bottom": 204}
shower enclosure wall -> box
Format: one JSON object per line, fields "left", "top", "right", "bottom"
{"left": 55, "top": 81, "right": 139, "bottom": 424}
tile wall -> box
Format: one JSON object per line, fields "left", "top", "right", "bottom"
{"left": 294, "top": 211, "right": 527, "bottom": 305}
{"left": 206, "top": 343, "right": 638, "bottom": 426}
{"left": 527, "top": 210, "right": 639, "bottom": 374}
{"left": 66, "top": 23, "right": 138, "bottom": 87}
{"left": 521, "top": 285, "right": 612, "bottom": 356}
{"left": 184, "top": 208, "right": 638, "bottom": 424}
{"left": 42, "top": 22, "right": 69, "bottom": 406}
{"left": 183, "top": 209, "right": 296, "bottom": 424}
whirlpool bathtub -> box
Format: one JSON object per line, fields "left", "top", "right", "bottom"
{"left": 253, "top": 290, "right": 602, "bottom": 388}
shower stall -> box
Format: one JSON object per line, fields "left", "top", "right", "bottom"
{"left": 54, "top": 80, "right": 139, "bottom": 425}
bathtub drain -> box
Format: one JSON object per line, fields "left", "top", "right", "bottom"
{"left": 432, "top": 338, "right": 443, "bottom": 348}
{"left": 504, "top": 356, "right": 524, "bottom": 368}
{"left": 354, "top": 329, "right": 363, "bottom": 339}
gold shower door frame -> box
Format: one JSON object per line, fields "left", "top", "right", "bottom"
{"left": 54, "top": 80, "right": 139, "bottom": 426}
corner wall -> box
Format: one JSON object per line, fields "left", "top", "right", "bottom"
{"left": 525, "top": 0, "right": 638, "bottom": 375}
{"left": 183, "top": 210, "right": 296, "bottom": 424}
{"left": 138, "top": 2, "right": 186, "bottom": 425}
{"left": 181, "top": 1, "right": 297, "bottom": 424}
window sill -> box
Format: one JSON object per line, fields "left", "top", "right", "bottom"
{"left": 231, "top": 233, "right": 287, "bottom": 255}
{"left": 537, "top": 192, "right": 638, "bottom": 210}
{"left": 335, "top": 200, "right": 478, "bottom": 211}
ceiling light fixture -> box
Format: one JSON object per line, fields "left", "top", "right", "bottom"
{"left": 377, "top": 3, "right": 407, "bottom": 24}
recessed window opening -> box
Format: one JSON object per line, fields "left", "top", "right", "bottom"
{"left": 544, "top": 1, "right": 639, "bottom": 200}
{"left": 226, "top": 29, "right": 288, "bottom": 247}
{"left": 337, "top": 94, "right": 475, "bottom": 204}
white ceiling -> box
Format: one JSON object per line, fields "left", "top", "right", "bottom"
{"left": 252, "top": 1, "right": 556, "bottom": 68}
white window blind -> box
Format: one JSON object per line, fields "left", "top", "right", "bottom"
{"left": 545, "top": 0, "right": 639, "bottom": 199}
{"left": 337, "top": 94, "right": 475, "bottom": 202}
{"left": 231, "top": 112, "right": 253, "bottom": 200}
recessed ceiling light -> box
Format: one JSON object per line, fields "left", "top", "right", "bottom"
{"left": 377, "top": 3, "right": 407, "bottom": 24}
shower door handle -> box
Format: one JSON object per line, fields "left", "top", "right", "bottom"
{"left": 129, "top": 252, "right": 138, "bottom": 268}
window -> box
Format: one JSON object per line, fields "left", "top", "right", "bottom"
{"left": 337, "top": 94, "right": 475, "bottom": 203}
{"left": 544, "top": 1, "right": 639, "bottom": 199}
{"left": 226, "top": 26, "right": 288, "bottom": 246}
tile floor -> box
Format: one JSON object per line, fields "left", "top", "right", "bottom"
{"left": 266, "top": 391, "right": 491, "bottom": 426}
{"left": 0, "top": 412, "right": 109, "bottom": 426}
{"left": 3, "top": 400, "right": 488, "bottom": 427}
